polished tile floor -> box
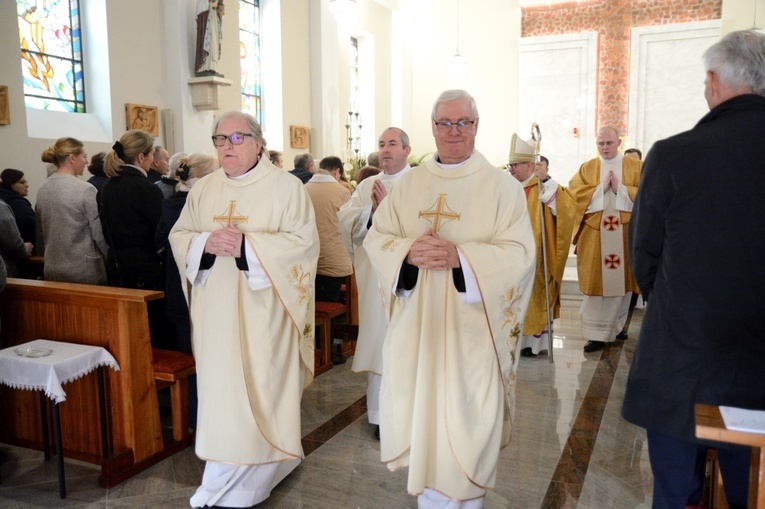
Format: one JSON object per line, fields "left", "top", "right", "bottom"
{"left": 0, "top": 302, "right": 652, "bottom": 508}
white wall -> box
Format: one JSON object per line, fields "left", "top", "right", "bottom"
{"left": 399, "top": 0, "right": 521, "bottom": 166}
{"left": 519, "top": 32, "right": 598, "bottom": 184}
{"left": 628, "top": 21, "right": 721, "bottom": 157}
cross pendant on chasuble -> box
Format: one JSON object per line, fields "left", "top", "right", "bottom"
{"left": 214, "top": 200, "right": 249, "bottom": 226}
{"left": 419, "top": 193, "right": 460, "bottom": 235}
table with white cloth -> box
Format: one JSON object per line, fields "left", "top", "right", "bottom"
{"left": 0, "top": 339, "right": 120, "bottom": 498}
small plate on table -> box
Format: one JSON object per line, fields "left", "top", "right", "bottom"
{"left": 14, "top": 346, "right": 54, "bottom": 358}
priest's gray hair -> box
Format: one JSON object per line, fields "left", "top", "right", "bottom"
{"left": 383, "top": 127, "right": 411, "bottom": 149}
{"left": 703, "top": 29, "right": 765, "bottom": 96}
{"left": 431, "top": 89, "right": 479, "bottom": 120}
{"left": 212, "top": 111, "right": 268, "bottom": 154}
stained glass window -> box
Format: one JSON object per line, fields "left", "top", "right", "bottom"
{"left": 239, "top": 0, "right": 261, "bottom": 124}
{"left": 17, "top": 0, "right": 86, "bottom": 113}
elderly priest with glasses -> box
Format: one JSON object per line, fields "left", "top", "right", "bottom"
{"left": 170, "top": 111, "right": 319, "bottom": 509}
{"left": 364, "top": 89, "right": 536, "bottom": 509}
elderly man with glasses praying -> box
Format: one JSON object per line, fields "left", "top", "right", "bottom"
{"left": 364, "top": 89, "right": 536, "bottom": 509}
{"left": 170, "top": 111, "right": 319, "bottom": 509}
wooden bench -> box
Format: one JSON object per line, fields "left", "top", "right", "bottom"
{"left": 335, "top": 273, "right": 360, "bottom": 358}
{"left": 314, "top": 301, "right": 346, "bottom": 376}
{"left": 152, "top": 349, "right": 195, "bottom": 443}
{"left": 0, "top": 278, "right": 186, "bottom": 488}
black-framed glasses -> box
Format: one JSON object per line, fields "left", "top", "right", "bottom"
{"left": 434, "top": 120, "right": 476, "bottom": 133}
{"left": 211, "top": 132, "right": 254, "bottom": 147}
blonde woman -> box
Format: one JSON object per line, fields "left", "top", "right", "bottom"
{"left": 36, "top": 137, "right": 108, "bottom": 284}
{"left": 98, "top": 129, "right": 164, "bottom": 289}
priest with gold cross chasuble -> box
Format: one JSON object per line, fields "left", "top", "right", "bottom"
{"left": 170, "top": 112, "right": 318, "bottom": 508}
{"left": 364, "top": 90, "right": 536, "bottom": 508}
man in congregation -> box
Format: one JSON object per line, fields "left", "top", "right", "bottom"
{"left": 169, "top": 111, "right": 319, "bottom": 509}
{"left": 568, "top": 126, "right": 641, "bottom": 353}
{"left": 338, "top": 126, "right": 413, "bottom": 439}
{"left": 507, "top": 137, "right": 576, "bottom": 357}
{"left": 622, "top": 29, "right": 765, "bottom": 509}
{"left": 289, "top": 152, "right": 316, "bottom": 184}
{"left": 147, "top": 145, "right": 169, "bottom": 183}
{"left": 364, "top": 90, "right": 535, "bottom": 508}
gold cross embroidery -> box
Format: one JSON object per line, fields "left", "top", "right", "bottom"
{"left": 214, "top": 200, "right": 248, "bottom": 226}
{"left": 419, "top": 194, "right": 460, "bottom": 234}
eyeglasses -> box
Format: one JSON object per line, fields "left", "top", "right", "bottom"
{"left": 211, "top": 132, "right": 254, "bottom": 147}
{"left": 433, "top": 120, "right": 476, "bottom": 133}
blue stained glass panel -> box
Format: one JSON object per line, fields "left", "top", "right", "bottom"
{"left": 18, "top": 0, "right": 86, "bottom": 112}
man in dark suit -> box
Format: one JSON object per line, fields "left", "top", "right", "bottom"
{"left": 622, "top": 29, "right": 765, "bottom": 509}
{"left": 288, "top": 152, "right": 315, "bottom": 184}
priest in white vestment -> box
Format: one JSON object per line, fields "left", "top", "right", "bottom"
{"left": 568, "top": 127, "right": 641, "bottom": 353}
{"left": 338, "top": 127, "right": 412, "bottom": 436}
{"left": 364, "top": 90, "right": 536, "bottom": 509}
{"left": 169, "top": 112, "right": 318, "bottom": 508}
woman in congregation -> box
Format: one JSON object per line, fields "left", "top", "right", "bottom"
{"left": 98, "top": 130, "right": 164, "bottom": 290}
{"left": 0, "top": 169, "right": 36, "bottom": 246}
{"left": 36, "top": 137, "right": 108, "bottom": 285}
{"left": 86, "top": 152, "right": 109, "bottom": 192}
{"left": 155, "top": 152, "right": 217, "bottom": 430}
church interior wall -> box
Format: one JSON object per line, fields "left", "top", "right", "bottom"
{"left": 402, "top": 0, "right": 521, "bottom": 166}
{"left": 522, "top": 0, "right": 722, "bottom": 139}
{"left": 1, "top": 0, "right": 761, "bottom": 209}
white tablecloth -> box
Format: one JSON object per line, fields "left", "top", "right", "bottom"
{"left": 0, "top": 339, "right": 120, "bottom": 403}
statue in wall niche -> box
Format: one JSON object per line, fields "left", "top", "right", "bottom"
{"left": 195, "top": 0, "right": 225, "bottom": 77}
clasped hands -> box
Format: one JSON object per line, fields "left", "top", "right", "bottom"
{"left": 204, "top": 226, "right": 242, "bottom": 257}
{"left": 371, "top": 179, "right": 388, "bottom": 213}
{"left": 603, "top": 171, "right": 619, "bottom": 193}
{"left": 405, "top": 228, "right": 460, "bottom": 271}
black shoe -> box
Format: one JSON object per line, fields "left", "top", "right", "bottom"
{"left": 374, "top": 425, "right": 380, "bottom": 440}
{"left": 520, "top": 347, "right": 537, "bottom": 357}
{"left": 583, "top": 340, "right": 605, "bottom": 352}
{"left": 616, "top": 331, "right": 628, "bottom": 340}
{"left": 331, "top": 353, "right": 346, "bottom": 365}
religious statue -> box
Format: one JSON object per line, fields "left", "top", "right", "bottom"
{"left": 195, "top": 0, "right": 224, "bottom": 77}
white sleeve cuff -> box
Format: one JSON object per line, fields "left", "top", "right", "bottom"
{"left": 352, "top": 203, "right": 373, "bottom": 246}
{"left": 458, "top": 249, "right": 481, "bottom": 304}
{"left": 585, "top": 184, "right": 606, "bottom": 213}
{"left": 243, "top": 239, "right": 271, "bottom": 291}
{"left": 187, "top": 232, "right": 212, "bottom": 287}
{"left": 614, "top": 182, "right": 634, "bottom": 212}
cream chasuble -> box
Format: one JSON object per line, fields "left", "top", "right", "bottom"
{"left": 169, "top": 159, "right": 319, "bottom": 466}
{"left": 338, "top": 167, "right": 410, "bottom": 375}
{"left": 364, "top": 152, "right": 535, "bottom": 500}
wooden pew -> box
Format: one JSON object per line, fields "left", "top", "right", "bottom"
{"left": 0, "top": 278, "right": 187, "bottom": 487}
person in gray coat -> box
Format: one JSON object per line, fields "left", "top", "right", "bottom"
{"left": 36, "top": 137, "right": 108, "bottom": 285}
{"left": 0, "top": 200, "right": 32, "bottom": 278}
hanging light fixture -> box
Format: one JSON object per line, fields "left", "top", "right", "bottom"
{"left": 329, "top": 0, "right": 358, "bottom": 19}
{"left": 449, "top": 0, "right": 468, "bottom": 72}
